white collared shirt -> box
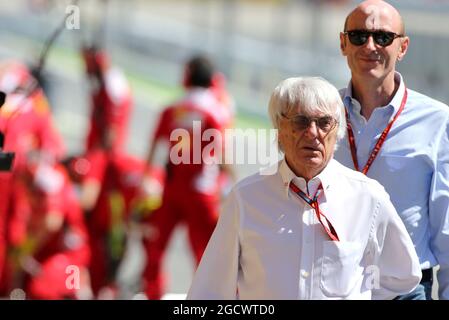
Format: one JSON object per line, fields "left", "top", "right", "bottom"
{"left": 187, "top": 159, "right": 421, "bottom": 300}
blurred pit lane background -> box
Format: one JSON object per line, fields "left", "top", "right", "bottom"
{"left": 0, "top": 0, "right": 448, "bottom": 298}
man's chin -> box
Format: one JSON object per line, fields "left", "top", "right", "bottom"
{"left": 358, "top": 66, "right": 384, "bottom": 79}
{"left": 301, "top": 156, "right": 324, "bottom": 168}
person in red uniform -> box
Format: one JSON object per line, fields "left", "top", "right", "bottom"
{"left": 63, "top": 151, "right": 164, "bottom": 299}
{"left": 7, "top": 159, "right": 90, "bottom": 299}
{"left": 81, "top": 45, "right": 132, "bottom": 154}
{"left": 79, "top": 47, "right": 134, "bottom": 252}
{"left": 77, "top": 48, "right": 134, "bottom": 297}
{"left": 0, "top": 61, "right": 65, "bottom": 294}
{"left": 140, "top": 55, "right": 234, "bottom": 299}
{"left": 86, "top": 152, "right": 164, "bottom": 298}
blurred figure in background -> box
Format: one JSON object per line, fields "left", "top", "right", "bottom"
{"left": 140, "top": 54, "right": 235, "bottom": 299}
{"left": 335, "top": 0, "right": 449, "bottom": 300}
{"left": 0, "top": 60, "right": 65, "bottom": 297}
{"left": 64, "top": 152, "right": 164, "bottom": 299}
{"left": 7, "top": 157, "right": 91, "bottom": 299}
{"left": 81, "top": 45, "right": 132, "bottom": 155}
{"left": 78, "top": 44, "right": 134, "bottom": 239}
{"left": 77, "top": 47, "right": 139, "bottom": 298}
{"left": 0, "top": 61, "right": 65, "bottom": 168}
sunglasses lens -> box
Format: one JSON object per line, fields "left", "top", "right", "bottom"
{"left": 347, "top": 30, "right": 398, "bottom": 47}
{"left": 374, "top": 32, "right": 395, "bottom": 46}
{"left": 348, "top": 31, "right": 368, "bottom": 46}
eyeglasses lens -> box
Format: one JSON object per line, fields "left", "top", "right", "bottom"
{"left": 292, "top": 116, "right": 335, "bottom": 132}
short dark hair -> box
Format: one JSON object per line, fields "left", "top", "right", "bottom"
{"left": 185, "top": 55, "right": 214, "bottom": 88}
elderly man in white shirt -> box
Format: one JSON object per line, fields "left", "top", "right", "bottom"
{"left": 187, "top": 77, "right": 421, "bottom": 300}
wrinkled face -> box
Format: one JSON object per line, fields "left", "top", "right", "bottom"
{"left": 340, "top": 3, "right": 409, "bottom": 81}
{"left": 278, "top": 108, "right": 338, "bottom": 179}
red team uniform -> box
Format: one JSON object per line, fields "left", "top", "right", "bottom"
{"left": 8, "top": 162, "right": 90, "bottom": 299}
{"left": 71, "top": 149, "right": 163, "bottom": 297}
{"left": 0, "top": 54, "right": 234, "bottom": 300}
{"left": 82, "top": 47, "right": 132, "bottom": 153}
{"left": 143, "top": 82, "right": 229, "bottom": 299}
{"left": 0, "top": 61, "right": 65, "bottom": 293}
{"left": 79, "top": 48, "right": 139, "bottom": 298}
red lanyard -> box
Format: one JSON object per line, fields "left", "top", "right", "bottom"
{"left": 289, "top": 182, "right": 339, "bottom": 241}
{"left": 345, "top": 88, "right": 408, "bottom": 175}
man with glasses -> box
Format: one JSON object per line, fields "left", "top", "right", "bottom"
{"left": 187, "top": 77, "right": 421, "bottom": 299}
{"left": 334, "top": 0, "right": 449, "bottom": 300}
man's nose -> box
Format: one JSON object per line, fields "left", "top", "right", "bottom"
{"left": 304, "top": 121, "right": 319, "bottom": 138}
{"left": 364, "top": 35, "right": 377, "bottom": 50}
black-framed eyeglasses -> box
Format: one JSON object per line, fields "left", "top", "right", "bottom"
{"left": 343, "top": 29, "right": 404, "bottom": 47}
{"left": 281, "top": 114, "right": 337, "bottom": 133}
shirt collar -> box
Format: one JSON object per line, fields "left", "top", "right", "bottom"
{"left": 388, "top": 72, "right": 406, "bottom": 115}
{"left": 342, "top": 71, "right": 406, "bottom": 118}
{"left": 342, "top": 79, "right": 354, "bottom": 106}
{"left": 278, "top": 158, "right": 334, "bottom": 199}
{"left": 342, "top": 81, "right": 363, "bottom": 116}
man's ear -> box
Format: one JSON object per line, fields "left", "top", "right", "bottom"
{"left": 340, "top": 32, "right": 347, "bottom": 56}
{"left": 397, "top": 36, "right": 409, "bottom": 61}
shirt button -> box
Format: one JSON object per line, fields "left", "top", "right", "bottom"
{"left": 301, "top": 270, "right": 309, "bottom": 278}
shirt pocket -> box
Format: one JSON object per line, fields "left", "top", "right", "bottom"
{"left": 320, "top": 241, "right": 364, "bottom": 298}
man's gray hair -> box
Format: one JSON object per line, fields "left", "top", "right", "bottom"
{"left": 268, "top": 76, "right": 346, "bottom": 142}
